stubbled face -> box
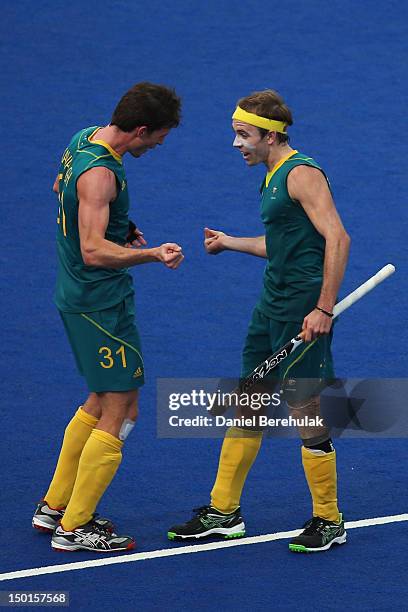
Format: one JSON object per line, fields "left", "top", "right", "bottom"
{"left": 128, "top": 127, "right": 170, "bottom": 158}
{"left": 232, "top": 119, "right": 269, "bottom": 166}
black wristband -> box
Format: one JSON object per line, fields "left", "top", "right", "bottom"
{"left": 315, "top": 306, "right": 334, "bottom": 318}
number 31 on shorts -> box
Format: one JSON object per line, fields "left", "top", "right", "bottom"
{"left": 98, "top": 345, "right": 127, "bottom": 369}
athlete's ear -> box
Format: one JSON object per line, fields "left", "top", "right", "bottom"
{"left": 135, "top": 126, "right": 148, "bottom": 137}
{"left": 129, "top": 126, "right": 147, "bottom": 139}
{"left": 267, "top": 131, "right": 277, "bottom": 145}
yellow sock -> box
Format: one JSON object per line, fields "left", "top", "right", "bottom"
{"left": 301, "top": 446, "right": 340, "bottom": 522}
{"left": 61, "top": 429, "right": 123, "bottom": 531}
{"left": 45, "top": 407, "right": 98, "bottom": 508}
{"left": 211, "top": 427, "right": 262, "bottom": 513}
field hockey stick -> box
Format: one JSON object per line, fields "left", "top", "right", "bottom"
{"left": 210, "top": 264, "right": 395, "bottom": 416}
{"left": 234, "top": 264, "right": 395, "bottom": 395}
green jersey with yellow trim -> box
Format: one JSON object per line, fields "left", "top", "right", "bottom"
{"left": 55, "top": 126, "right": 133, "bottom": 313}
{"left": 258, "top": 150, "right": 329, "bottom": 322}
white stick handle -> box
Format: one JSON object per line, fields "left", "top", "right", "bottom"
{"left": 333, "top": 264, "right": 395, "bottom": 319}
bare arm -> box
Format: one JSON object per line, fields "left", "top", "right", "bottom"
{"left": 204, "top": 228, "right": 266, "bottom": 258}
{"left": 53, "top": 174, "right": 59, "bottom": 193}
{"left": 77, "top": 167, "right": 183, "bottom": 269}
{"left": 287, "top": 165, "right": 351, "bottom": 340}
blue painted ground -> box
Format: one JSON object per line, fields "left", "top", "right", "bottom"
{"left": 1, "top": 1, "right": 407, "bottom": 609}
{"left": 12, "top": 520, "right": 408, "bottom": 611}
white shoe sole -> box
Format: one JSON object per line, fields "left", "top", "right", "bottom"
{"left": 51, "top": 540, "right": 135, "bottom": 552}
{"left": 32, "top": 517, "right": 55, "bottom": 532}
{"left": 290, "top": 531, "right": 347, "bottom": 552}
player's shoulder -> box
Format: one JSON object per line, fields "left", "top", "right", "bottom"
{"left": 287, "top": 163, "right": 328, "bottom": 189}
{"left": 78, "top": 164, "right": 117, "bottom": 186}
{"left": 287, "top": 159, "right": 332, "bottom": 201}
{"left": 286, "top": 151, "right": 326, "bottom": 181}
{"left": 77, "top": 165, "right": 117, "bottom": 201}
{"left": 288, "top": 151, "right": 322, "bottom": 169}
{"left": 72, "top": 127, "right": 124, "bottom": 177}
{"left": 68, "top": 126, "right": 100, "bottom": 149}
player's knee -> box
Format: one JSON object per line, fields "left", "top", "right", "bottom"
{"left": 126, "top": 401, "right": 138, "bottom": 422}
{"left": 287, "top": 395, "right": 321, "bottom": 426}
{"left": 287, "top": 394, "right": 320, "bottom": 413}
{"left": 82, "top": 393, "right": 102, "bottom": 419}
{"left": 99, "top": 390, "right": 138, "bottom": 413}
{"left": 287, "top": 395, "right": 331, "bottom": 448}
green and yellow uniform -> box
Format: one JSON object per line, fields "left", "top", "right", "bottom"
{"left": 211, "top": 105, "right": 340, "bottom": 529}
{"left": 55, "top": 127, "right": 144, "bottom": 391}
{"left": 242, "top": 151, "right": 334, "bottom": 393}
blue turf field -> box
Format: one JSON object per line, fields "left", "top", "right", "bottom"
{"left": 1, "top": 1, "right": 407, "bottom": 609}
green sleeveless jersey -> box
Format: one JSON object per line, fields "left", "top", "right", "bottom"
{"left": 258, "top": 150, "right": 329, "bottom": 322}
{"left": 55, "top": 126, "right": 133, "bottom": 313}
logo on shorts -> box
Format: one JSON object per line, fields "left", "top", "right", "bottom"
{"left": 133, "top": 367, "right": 143, "bottom": 378}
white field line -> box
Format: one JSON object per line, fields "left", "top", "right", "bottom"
{"left": 1, "top": 513, "right": 407, "bottom": 582}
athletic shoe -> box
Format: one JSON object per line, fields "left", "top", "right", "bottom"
{"left": 289, "top": 513, "right": 346, "bottom": 553}
{"left": 168, "top": 505, "right": 245, "bottom": 540}
{"left": 32, "top": 500, "right": 115, "bottom": 534}
{"left": 51, "top": 520, "right": 135, "bottom": 552}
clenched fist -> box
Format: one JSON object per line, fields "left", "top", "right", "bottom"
{"left": 156, "top": 243, "right": 184, "bottom": 269}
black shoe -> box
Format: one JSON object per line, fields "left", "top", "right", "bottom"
{"left": 32, "top": 500, "right": 116, "bottom": 534}
{"left": 168, "top": 505, "right": 245, "bottom": 541}
{"left": 289, "top": 513, "right": 347, "bottom": 553}
{"left": 51, "top": 519, "right": 135, "bottom": 552}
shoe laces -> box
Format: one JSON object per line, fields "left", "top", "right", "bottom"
{"left": 192, "top": 506, "right": 211, "bottom": 517}
{"left": 302, "top": 517, "right": 328, "bottom": 535}
{"left": 87, "top": 519, "right": 111, "bottom": 537}
{"left": 91, "top": 512, "right": 106, "bottom": 525}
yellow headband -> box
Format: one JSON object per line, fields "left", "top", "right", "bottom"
{"left": 232, "top": 106, "right": 287, "bottom": 134}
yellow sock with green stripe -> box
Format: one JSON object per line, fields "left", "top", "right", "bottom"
{"left": 301, "top": 445, "right": 340, "bottom": 522}
{"left": 211, "top": 427, "right": 262, "bottom": 514}
{"left": 44, "top": 407, "right": 98, "bottom": 508}
{"left": 61, "top": 429, "right": 123, "bottom": 531}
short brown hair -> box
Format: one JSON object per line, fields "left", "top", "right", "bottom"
{"left": 111, "top": 82, "right": 181, "bottom": 132}
{"left": 237, "top": 89, "right": 293, "bottom": 143}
